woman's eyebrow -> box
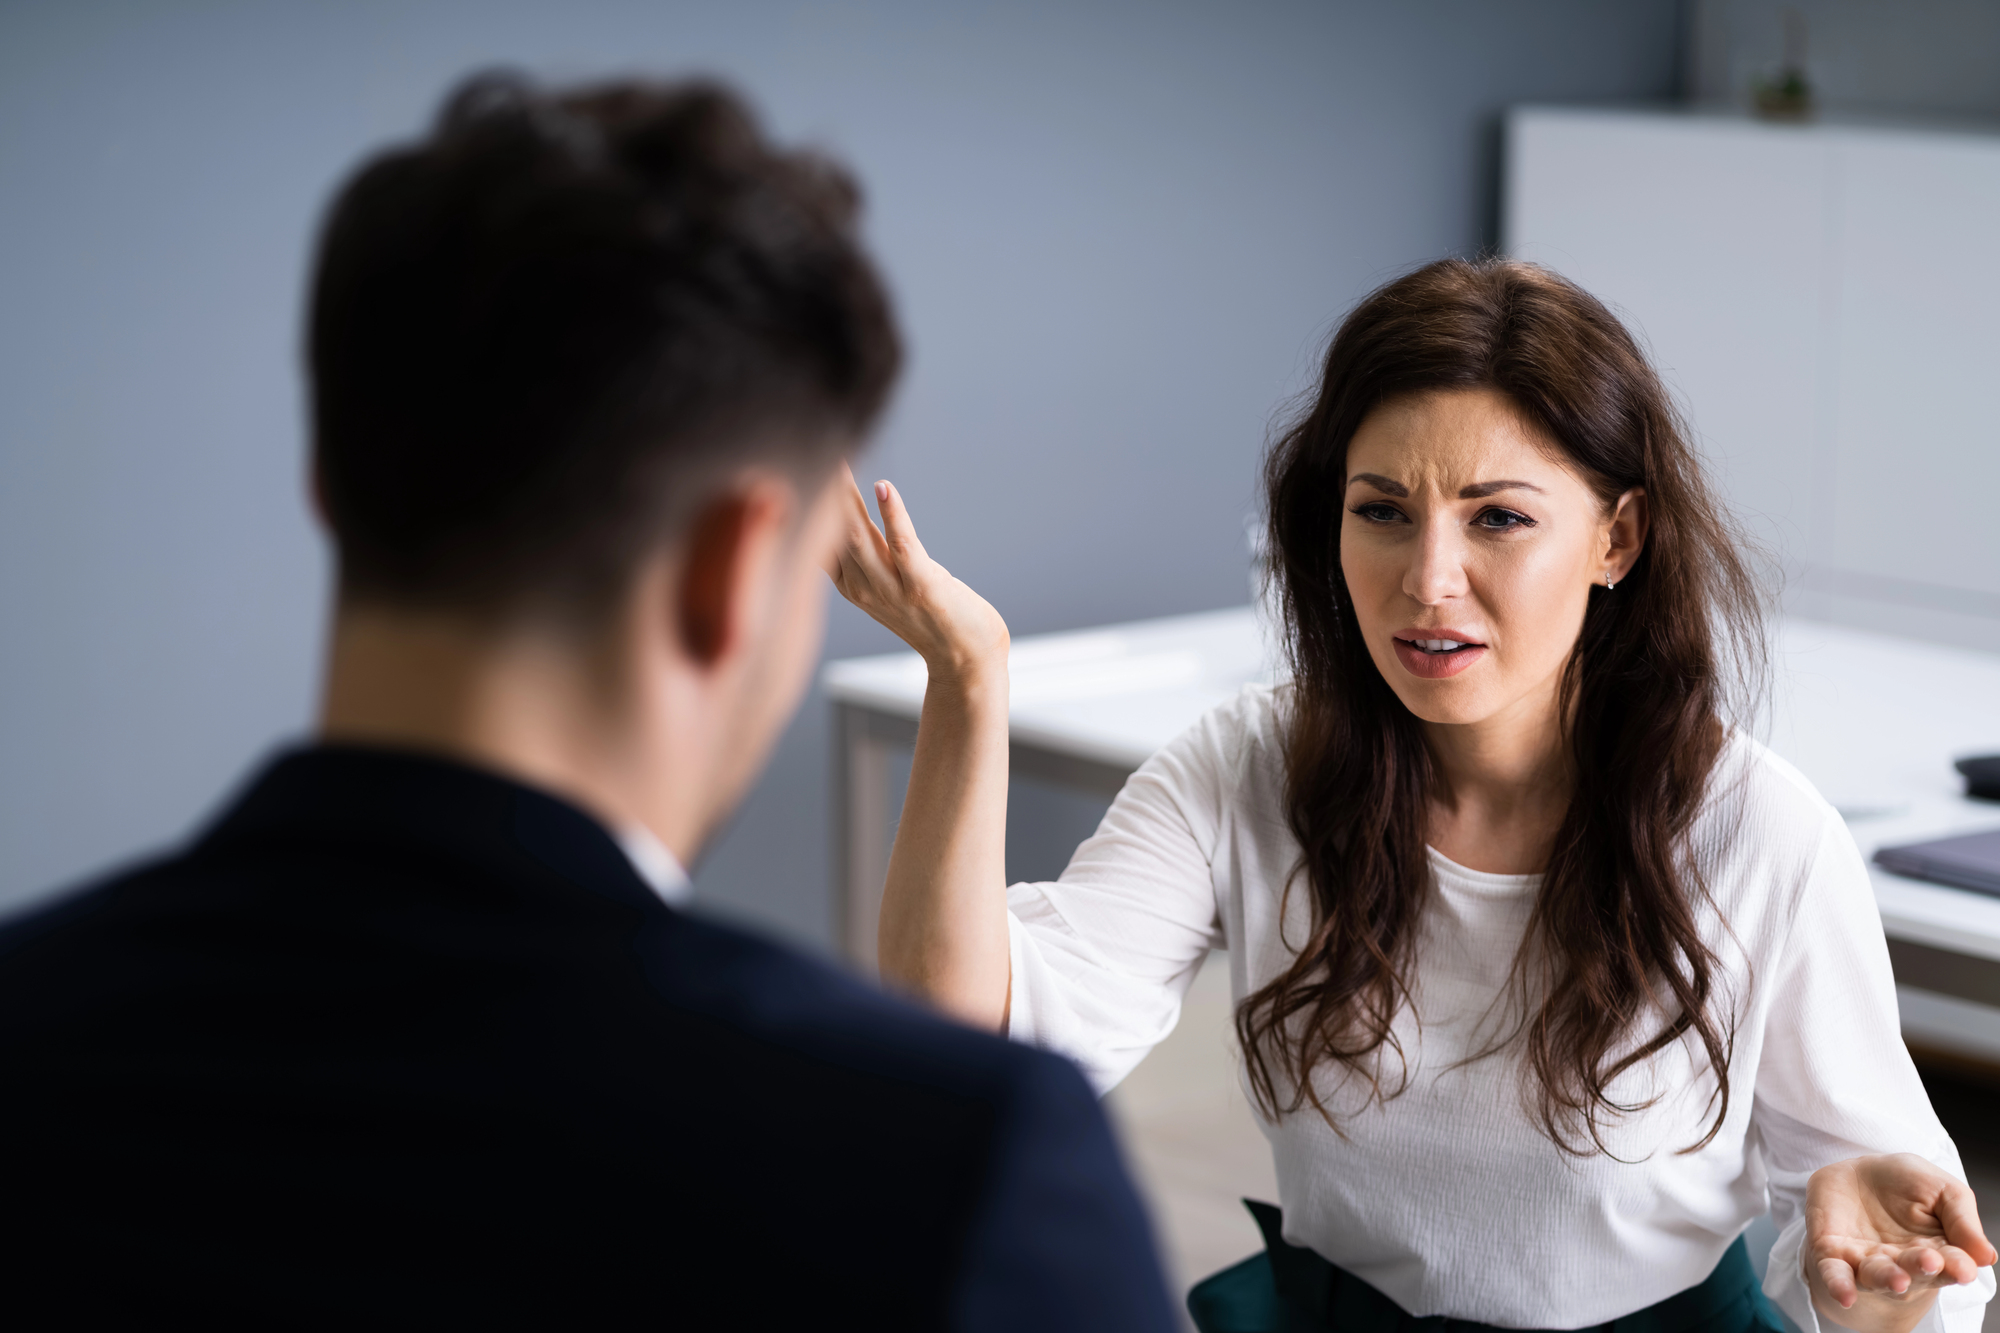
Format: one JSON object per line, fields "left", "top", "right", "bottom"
{"left": 1458, "top": 479, "right": 1546, "bottom": 498}
{"left": 1344, "top": 474, "right": 1546, "bottom": 499}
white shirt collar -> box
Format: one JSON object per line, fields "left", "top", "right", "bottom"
{"left": 612, "top": 823, "right": 693, "bottom": 908}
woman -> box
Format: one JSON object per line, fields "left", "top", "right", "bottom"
{"left": 831, "top": 259, "right": 1994, "bottom": 1333}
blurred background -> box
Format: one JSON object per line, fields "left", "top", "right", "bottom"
{"left": 2, "top": 0, "right": 1693, "bottom": 934}
{"left": 5, "top": 0, "right": 1989, "bottom": 938}
{"left": 6, "top": 0, "right": 2000, "bottom": 1313}
{"left": 14, "top": 0, "right": 2000, "bottom": 945}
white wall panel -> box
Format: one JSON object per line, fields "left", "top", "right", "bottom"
{"left": 1506, "top": 109, "right": 1832, "bottom": 565}
{"left": 1829, "top": 133, "right": 2000, "bottom": 599}
{"left": 1506, "top": 105, "right": 2000, "bottom": 647}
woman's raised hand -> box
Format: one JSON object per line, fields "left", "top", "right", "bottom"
{"left": 825, "top": 466, "right": 1013, "bottom": 1024}
{"left": 828, "top": 466, "right": 1009, "bottom": 684}
{"left": 1804, "top": 1153, "right": 1997, "bottom": 1333}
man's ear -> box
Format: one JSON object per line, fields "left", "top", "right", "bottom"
{"left": 676, "top": 481, "right": 792, "bottom": 668}
{"left": 679, "top": 497, "right": 751, "bottom": 666}
{"left": 308, "top": 455, "right": 331, "bottom": 530}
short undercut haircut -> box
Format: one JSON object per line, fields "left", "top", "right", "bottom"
{"left": 309, "top": 70, "right": 901, "bottom": 617}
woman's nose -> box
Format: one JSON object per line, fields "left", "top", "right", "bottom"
{"left": 1403, "top": 522, "right": 1467, "bottom": 605}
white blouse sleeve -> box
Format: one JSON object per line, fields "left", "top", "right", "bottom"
{"left": 1004, "top": 693, "right": 1247, "bottom": 1093}
{"left": 1751, "top": 808, "right": 1996, "bottom": 1333}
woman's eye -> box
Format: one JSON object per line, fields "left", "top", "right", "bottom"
{"left": 1349, "top": 502, "right": 1405, "bottom": 524}
{"left": 1473, "top": 507, "right": 1535, "bottom": 531}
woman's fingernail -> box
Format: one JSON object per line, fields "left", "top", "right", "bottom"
{"left": 875, "top": 481, "right": 890, "bottom": 502}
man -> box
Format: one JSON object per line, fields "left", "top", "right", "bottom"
{"left": 0, "top": 72, "right": 1176, "bottom": 1329}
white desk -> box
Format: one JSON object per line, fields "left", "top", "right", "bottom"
{"left": 824, "top": 609, "right": 2000, "bottom": 1060}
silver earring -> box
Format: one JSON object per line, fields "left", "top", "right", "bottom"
{"left": 1605, "top": 571, "right": 1616, "bottom": 591}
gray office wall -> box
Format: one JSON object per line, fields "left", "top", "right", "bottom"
{"left": 0, "top": 0, "right": 1681, "bottom": 948}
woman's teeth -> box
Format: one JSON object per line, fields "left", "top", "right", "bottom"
{"left": 1414, "top": 639, "right": 1468, "bottom": 653}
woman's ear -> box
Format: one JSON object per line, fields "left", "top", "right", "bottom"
{"left": 1604, "top": 487, "right": 1650, "bottom": 585}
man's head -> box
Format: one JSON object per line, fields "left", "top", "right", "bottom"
{"left": 312, "top": 70, "right": 898, "bottom": 616}
{"left": 309, "top": 71, "right": 899, "bottom": 858}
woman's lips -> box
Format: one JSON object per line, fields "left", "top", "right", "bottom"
{"left": 1391, "top": 635, "right": 1488, "bottom": 679}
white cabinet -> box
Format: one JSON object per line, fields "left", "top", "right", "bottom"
{"left": 1505, "top": 107, "right": 2000, "bottom": 645}
{"left": 1829, "top": 134, "right": 2000, "bottom": 601}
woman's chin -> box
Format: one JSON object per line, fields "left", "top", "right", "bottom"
{"left": 1394, "top": 688, "right": 1502, "bottom": 727}
{"left": 1376, "top": 659, "right": 1506, "bottom": 727}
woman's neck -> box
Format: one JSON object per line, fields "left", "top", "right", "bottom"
{"left": 1420, "top": 685, "right": 1572, "bottom": 875}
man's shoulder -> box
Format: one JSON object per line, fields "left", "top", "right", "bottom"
{"left": 0, "top": 762, "right": 1168, "bottom": 1327}
{"left": 640, "top": 904, "right": 1090, "bottom": 1108}
{"left": 0, "top": 844, "right": 205, "bottom": 986}
{"left": 0, "top": 818, "right": 1086, "bottom": 1116}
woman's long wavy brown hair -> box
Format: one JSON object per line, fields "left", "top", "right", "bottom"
{"left": 1238, "top": 258, "right": 1766, "bottom": 1155}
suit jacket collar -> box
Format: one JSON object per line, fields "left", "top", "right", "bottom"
{"left": 199, "top": 743, "right": 669, "bottom": 919}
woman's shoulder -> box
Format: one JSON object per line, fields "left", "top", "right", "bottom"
{"left": 1215, "top": 678, "right": 1293, "bottom": 742}
{"left": 1706, "top": 729, "right": 1844, "bottom": 838}
{"left": 1161, "top": 679, "right": 1291, "bottom": 765}
{"left": 1694, "top": 733, "right": 1902, "bottom": 1017}
{"left": 1695, "top": 728, "right": 1861, "bottom": 905}
{"left": 1133, "top": 679, "right": 1292, "bottom": 809}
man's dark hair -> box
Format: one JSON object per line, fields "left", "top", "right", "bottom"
{"left": 309, "top": 70, "right": 901, "bottom": 618}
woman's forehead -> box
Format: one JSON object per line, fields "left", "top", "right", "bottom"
{"left": 1346, "top": 388, "right": 1577, "bottom": 492}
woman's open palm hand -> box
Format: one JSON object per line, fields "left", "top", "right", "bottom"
{"left": 828, "top": 467, "right": 1009, "bottom": 685}
{"left": 1804, "top": 1153, "right": 1996, "bottom": 1333}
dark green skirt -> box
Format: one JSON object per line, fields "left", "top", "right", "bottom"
{"left": 1188, "top": 1201, "right": 1787, "bottom": 1333}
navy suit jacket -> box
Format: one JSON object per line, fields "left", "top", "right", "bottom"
{"left": 0, "top": 746, "right": 1175, "bottom": 1329}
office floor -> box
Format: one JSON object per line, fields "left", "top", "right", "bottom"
{"left": 1107, "top": 953, "right": 2000, "bottom": 1333}
{"left": 1102, "top": 951, "right": 1275, "bottom": 1315}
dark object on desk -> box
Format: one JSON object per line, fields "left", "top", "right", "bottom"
{"left": 0, "top": 747, "right": 1175, "bottom": 1331}
{"left": 1957, "top": 754, "right": 2000, "bottom": 802}
{"left": 1875, "top": 827, "right": 2000, "bottom": 899}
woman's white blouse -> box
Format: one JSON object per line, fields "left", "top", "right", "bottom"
{"left": 1004, "top": 684, "right": 1993, "bottom": 1333}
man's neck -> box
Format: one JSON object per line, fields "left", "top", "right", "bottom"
{"left": 317, "top": 602, "right": 704, "bottom": 864}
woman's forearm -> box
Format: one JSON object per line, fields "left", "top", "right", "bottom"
{"left": 823, "top": 472, "right": 1013, "bottom": 1028}
{"left": 876, "top": 664, "right": 1012, "bottom": 1030}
